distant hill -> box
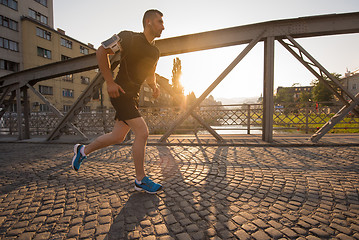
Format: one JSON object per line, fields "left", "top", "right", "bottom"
{"left": 216, "top": 96, "right": 260, "bottom": 105}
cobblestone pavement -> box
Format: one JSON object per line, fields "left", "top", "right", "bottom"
{"left": 0, "top": 143, "right": 358, "bottom": 240}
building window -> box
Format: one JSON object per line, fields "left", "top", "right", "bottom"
{"left": 80, "top": 46, "right": 89, "bottom": 55}
{"left": 60, "top": 38, "right": 72, "bottom": 49}
{"left": 0, "top": 15, "right": 18, "bottom": 31}
{"left": 0, "top": 37, "right": 19, "bottom": 51}
{"left": 34, "top": 0, "right": 47, "bottom": 7}
{"left": 39, "top": 85, "right": 53, "bottom": 95}
{"left": 62, "top": 89, "right": 74, "bottom": 98}
{"left": 29, "top": 9, "right": 48, "bottom": 25}
{"left": 63, "top": 105, "right": 71, "bottom": 112}
{"left": 0, "top": 59, "right": 19, "bottom": 72}
{"left": 81, "top": 76, "right": 90, "bottom": 85}
{"left": 63, "top": 74, "right": 73, "bottom": 82}
{"left": 61, "top": 55, "right": 70, "bottom": 61}
{"left": 37, "top": 47, "right": 51, "bottom": 59}
{"left": 36, "top": 27, "right": 51, "bottom": 40}
{"left": 1, "top": 0, "right": 18, "bottom": 11}
{"left": 39, "top": 104, "right": 50, "bottom": 112}
{"left": 353, "top": 83, "right": 357, "bottom": 90}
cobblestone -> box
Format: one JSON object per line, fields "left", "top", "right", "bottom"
{"left": 0, "top": 143, "right": 358, "bottom": 239}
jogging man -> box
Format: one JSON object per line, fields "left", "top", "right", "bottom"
{"left": 71, "top": 9, "right": 165, "bottom": 194}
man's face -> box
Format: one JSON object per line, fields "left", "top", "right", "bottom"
{"left": 149, "top": 14, "right": 165, "bottom": 38}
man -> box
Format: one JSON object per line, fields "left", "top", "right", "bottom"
{"left": 71, "top": 9, "right": 165, "bottom": 194}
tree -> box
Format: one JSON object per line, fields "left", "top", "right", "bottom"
{"left": 299, "top": 91, "right": 312, "bottom": 103}
{"left": 171, "top": 57, "right": 183, "bottom": 94}
{"left": 311, "top": 73, "right": 341, "bottom": 103}
{"left": 275, "top": 87, "right": 294, "bottom": 104}
{"left": 186, "top": 91, "right": 197, "bottom": 106}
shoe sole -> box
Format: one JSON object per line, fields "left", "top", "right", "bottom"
{"left": 72, "top": 144, "right": 81, "bottom": 171}
{"left": 134, "top": 185, "right": 162, "bottom": 194}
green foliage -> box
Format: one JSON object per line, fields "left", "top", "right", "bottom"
{"left": 275, "top": 87, "right": 294, "bottom": 104}
{"left": 299, "top": 91, "right": 312, "bottom": 103}
{"left": 311, "top": 73, "right": 341, "bottom": 104}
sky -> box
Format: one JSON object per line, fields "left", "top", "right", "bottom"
{"left": 53, "top": 0, "right": 359, "bottom": 102}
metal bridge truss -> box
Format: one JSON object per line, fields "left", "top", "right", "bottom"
{"left": 0, "top": 12, "right": 358, "bottom": 142}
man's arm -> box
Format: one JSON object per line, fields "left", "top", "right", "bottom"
{"left": 96, "top": 44, "right": 125, "bottom": 98}
{"left": 146, "top": 72, "right": 160, "bottom": 99}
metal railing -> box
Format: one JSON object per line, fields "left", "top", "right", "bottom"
{"left": 1, "top": 102, "right": 358, "bottom": 136}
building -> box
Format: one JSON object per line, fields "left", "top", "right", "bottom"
{"left": 1, "top": 0, "right": 113, "bottom": 113}
{"left": 276, "top": 86, "right": 313, "bottom": 101}
{"left": 21, "top": 17, "right": 109, "bottom": 113}
{"left": 341, "top": 71, "right": 359, "bottom": 99}
{"left": 1, "top": 0, "right": 54, "bottom": 77}
{"left": 139, "top": 74, "right": 174, "bottom": 107}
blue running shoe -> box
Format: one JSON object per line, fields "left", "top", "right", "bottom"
{"left": 72, "top": 144, "right": 87, "bottom": 171}
{"left": 134, "top": 176, "right": 162, "bottom": 194}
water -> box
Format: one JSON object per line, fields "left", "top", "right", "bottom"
{"left": 198, "top": 125, "right": 262, "bottom": 135}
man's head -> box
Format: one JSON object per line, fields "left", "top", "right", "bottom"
{"left": 143, "top": 9, "right": 164, "bottom": 38}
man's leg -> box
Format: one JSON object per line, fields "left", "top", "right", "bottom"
{"left": 125, "top": 117, "right": 148, "bottom": 181}
{"left": 125, "top": 117, "right": 162, "bottom": 193}
{"left": 72, "top": 120, "right": 130, "bottom": 171}
{"left": 84, "top": 120, "right": 131, "bottom": 155}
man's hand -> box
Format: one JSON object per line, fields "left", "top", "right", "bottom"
{"left": 152, "top": 87, "right": 160, "bottom": 99}
{"left": 107, "top": 81, "right": 125, "bottom": 98}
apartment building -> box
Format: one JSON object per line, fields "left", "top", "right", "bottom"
{"left": 276, "top": 86, "right": 313, "bottom": 100}
{"left": 341, "top": 72, "right": 359, "bottom": 99}
{"left": 1, "top": 0, "right": 114, "bottom": 112}
{"left": 0, "top": 0, "right": 53, "bottom": 77}
{"left": 139, "top": 75, "right": 173, "bottom": 107}
{"left": 21, "top": 17, "right": 111, "bottom": 112}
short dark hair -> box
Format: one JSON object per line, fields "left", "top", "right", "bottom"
{"left": 143, "top": 9, "right": 163, "bottom": 28}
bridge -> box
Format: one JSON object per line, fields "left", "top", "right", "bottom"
{"left": 0, "top": 12, "right": 358, "bottom": 143}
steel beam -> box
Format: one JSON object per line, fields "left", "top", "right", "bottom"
{"left": 159, "top": 31, "right": 265, "bottom": 142}
{"left": 278, "top": 37, "right": 359, "bottom": 117}
{"left": 26, "top": 84, "right": 87, "bottom": 139}
{"left": 0, "top": 86, "right": 11, "bottom": 106}
{"left": 262, "top": 37, "right": 275, "bottom": 142}
{"left": 310, "top": 93, "right": 359, "bottom": 142}
{"left": 46, "top": 54, "right": 122, "bottom": 141}
{"left": 0, "top": 91, "right": 15, "bottom": 119}
{"left": 0, "top": 53, "right": 98, "bottom": 90}
{"left": 155, "top": 12, "right": 359, "bottom": 56}
{"left": 156, "top": 77, "right": 224, "bottom": 141}
{"left": 285, "top": 36, "right": 359, "bottom": 105}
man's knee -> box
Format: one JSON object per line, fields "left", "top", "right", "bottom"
{"left": 135, "top": 128, "right": 149, "bottom": 140}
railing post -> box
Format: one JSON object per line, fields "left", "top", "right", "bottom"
{"left": 9, "top": 112, "right": 13, "bottom": 135}
{"left": 23, "top": 88, "right": 30, "bottom": 139}
{"left": 36, "top": 111, "right": 39, "bottom": 135}
{"left": 305, "top": 102, "right": 309, "bottom": 134}
{"left": 16, "top": 87, "right": 24, "bottom": 140}
{"left": 247, "top": 104, "right": 251, "bottom": 134}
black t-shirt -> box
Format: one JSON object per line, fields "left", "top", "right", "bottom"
{"left": 114, "top": 31, "right": 160, "bottom": 98}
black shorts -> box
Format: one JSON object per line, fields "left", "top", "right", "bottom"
{"left": 110, "top": 94, "right": 141, "bottom": 123}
